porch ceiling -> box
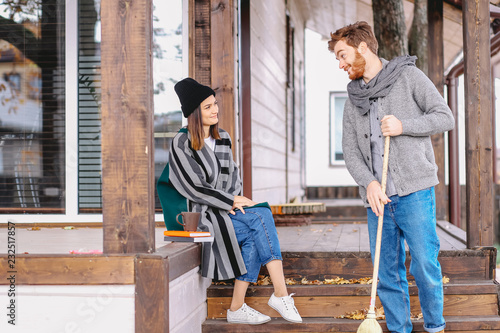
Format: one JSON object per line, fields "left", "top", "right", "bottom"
{"left": 296, "top": 0, "right": 464, "bottom": 70}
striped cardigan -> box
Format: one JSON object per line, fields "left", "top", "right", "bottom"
{"left": 168, "top": 128, "right": 247, "bottom": 280}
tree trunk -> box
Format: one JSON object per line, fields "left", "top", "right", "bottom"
{"left": 408, "top": 0, "right": 428, "bottom": 75}
{"left": 372, "top": 0, "right": 408, "bottom": 60}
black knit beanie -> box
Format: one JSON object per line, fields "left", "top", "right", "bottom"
{"left": 174, "top": 77, "right": 216, "bottom": 118}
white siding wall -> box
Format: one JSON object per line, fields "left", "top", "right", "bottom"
{"left": 305, "top": 29, "right": 357, "bottom": 187}
{"left": 0, "top": 267, "right": 211, "bottom": 332}
{"left": 250, "top": 0, "right": 306, "bottom": 203}
{"left": 288, "top": 0, "right": 307, "bottom": 201}
{"left": 250, "top": 1, "right": 287, "bottom": 203}
{"left": 0, "top": 285, "right": 135, "bottom": 333}
{"left": 169, "top": 267, "right": 212, "bottom": 333}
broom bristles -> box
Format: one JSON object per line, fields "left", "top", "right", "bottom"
{"left": 356, "top": 318, "right": 383, "bottom": 333}
{"left": 356, "top": 311, "right": 382, "bottom": 333}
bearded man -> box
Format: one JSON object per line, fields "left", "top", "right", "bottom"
{"left": 328, "top": 21, "right": 454, "bottom": 333}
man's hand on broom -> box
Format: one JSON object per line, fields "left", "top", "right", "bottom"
{"left": 367, "top": 180, "right": 391, "bottom": 217}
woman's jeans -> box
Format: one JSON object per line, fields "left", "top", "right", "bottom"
{"left": 366, "top": 187, "right": 445, "bottom": 333}
{"left": 230, "top": 207, "right": 282, "bottom": 283}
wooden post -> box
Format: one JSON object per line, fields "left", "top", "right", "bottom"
{"left": 101, "top": 0, "right": 155, "bottom": 253}
{"left": 211, "top": 0, "right": 236, "bottom": 145}
{"left": 192, "top": 0, "right": 211, "bottom": 84}
{"left": 428, "top": 0, "right": 448, "bottom": 221}
{"left": 135, "top": 255, "right": 169, "bottom": 333}
{"left": 463, "top": 0, "right": 494, "bottom": 247}
{"left": 240, "top": 0, "right": 252, "bottom": 198}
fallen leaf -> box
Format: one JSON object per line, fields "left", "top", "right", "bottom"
{"left": 338, "top": 307, "right": 385, "bottom": 320}
{"left": 411, "top": 312, "right": 423, "bottom": 320}
{"left": 256, "top": 275, "right": 272, "bottom": 285}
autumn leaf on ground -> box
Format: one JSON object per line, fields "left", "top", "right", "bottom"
{"left": 337, "top": 309, "right": 367, "bottom": 320}
{"left": 411, "top": 312, "right": 423, "bottom": 320}
{"left": 324, "top": 277, "right": 350, "bottom": 285}
{"left": 337, "top": 307, "right": 385, "bottom": 320}
{"left": 375, "top": 307, "right": 385, "bottom": 319}
{"left": 212, "top": 280, "right": 232, "bottom": 285}
{"left": 256, "top": 275, "right": 272, "bottom": 285}
{"left": 349, "top": 277, "right": 372, "bottom": 284}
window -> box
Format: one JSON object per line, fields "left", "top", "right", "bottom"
{"left": 0, "top": 1, "right": 66, "bottom": 213}
{"left": 78, "top": 0, "right": 102, "bottom": 213}
{"left": 152, "top": 0, "right": 185, "bottom": 212}
{"left": 0, "top": 0, "right": 188, "bottom": 222}
{"left": 330, "top": 92, "right": 347, "bottom": 165}
{"left": 77, "top": 0, "right": 186, "bottom": 214}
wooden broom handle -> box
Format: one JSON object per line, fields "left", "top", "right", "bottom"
{"left": 368, "top": 135, "right": 390, "bottom": 314}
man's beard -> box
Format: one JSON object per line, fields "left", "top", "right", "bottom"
{"left": 346, "top": 49, "right": 366, "bottom": 80}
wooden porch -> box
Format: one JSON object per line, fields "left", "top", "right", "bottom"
{"left": 204, "top": 220, "right": 500, "bottom": 333}
{"left": 0, "top": 0, "right": 496, "bottom": 332}
{"left": 1, "top": 219, "right": 497, "bottom": 332}
{"left": 0, "top": 219, "right": 467, "bottom": 254}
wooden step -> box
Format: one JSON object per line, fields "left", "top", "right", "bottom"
{"left": 203, "top": 315, "right": 500, "bottom": 333}
{"left": 310, "top": 199, "right": 367, "bottom": 222}
{"left": 207, "top": 280, "right": 500, "bottom": 319}
{"left": 270, "top": 249, "right": 496, "bottom": 281}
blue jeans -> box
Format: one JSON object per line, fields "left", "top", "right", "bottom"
{"left": 230, "top": 207, "right": 282, "bottom": 283}
{"left": 367, "top": 187, "right": 445, "bottom": 333}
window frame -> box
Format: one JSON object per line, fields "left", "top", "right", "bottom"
{"left": 1, "top": 0, "right": 189, "bottom": 223}
{"left": 329, "top": 91, "right": 347, "bottom": 167}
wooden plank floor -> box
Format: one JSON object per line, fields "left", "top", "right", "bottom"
{"left": 0, "top": 221, "right": 465, "bottom": 254}
{"left": 277, "top": 221, "right": 466, "bottom": 252}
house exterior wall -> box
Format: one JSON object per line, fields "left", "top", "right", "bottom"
{"left": 249, "top": 0, "right": 306, "bottom": 204}
{"left": 287, "top": 0, "right": 307, "bottom": 202}
{"left": 0, "top": 267, "right": 210, "bottom": 332}
{"left": 305, "top": 29, "right": 356, "bottom": 187}
{"left": 169, "top": 267, "right": 212, "bottom": 333}
{"left": 0, "top": 285, "right": 135, "bottom": 332}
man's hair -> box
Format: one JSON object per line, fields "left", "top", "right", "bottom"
{"left": 328, "top": 21, "right": 378, "bottom": 55}
{"left": 187, "top": 105, "right": 221, "bottom": 150}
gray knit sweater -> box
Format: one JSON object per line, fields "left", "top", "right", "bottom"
{"left": 342, "top": 61, "right": 455, "bottom": 206}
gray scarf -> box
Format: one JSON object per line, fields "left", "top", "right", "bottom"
{"left": 347, "top": 55, "right": 417, "bottom": 115}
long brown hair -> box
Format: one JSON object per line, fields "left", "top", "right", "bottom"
{"left": 328, "top": 21, "right": 378, "bottom": 55}
{"left": 187, "top": 105, "right": 221, "bottom": 150}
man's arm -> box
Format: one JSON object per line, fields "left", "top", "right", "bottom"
{"left": 399, "top": 66, "right": 454, "bottom": 136}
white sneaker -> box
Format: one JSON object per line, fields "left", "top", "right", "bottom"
{"left": 227, "top": 303, "right": 271, "bottom": 325}
{"left": 268, "top": 293, "right": 302, "bottom": 323}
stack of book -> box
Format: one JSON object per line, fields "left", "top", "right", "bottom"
{"left": 163, "top": 230, "right": 214, "bottom": 243}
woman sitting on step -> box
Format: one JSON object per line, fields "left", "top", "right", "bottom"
{"left": 167, "top": 77, "right": 302, "bottom": 325}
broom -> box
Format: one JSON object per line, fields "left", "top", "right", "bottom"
{"left": 357, "top": 136, "right": 390, "bottom": 333}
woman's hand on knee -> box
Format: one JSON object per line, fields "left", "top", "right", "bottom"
{"left": 230, "top": 195, "right": 257, "bottom": 215}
